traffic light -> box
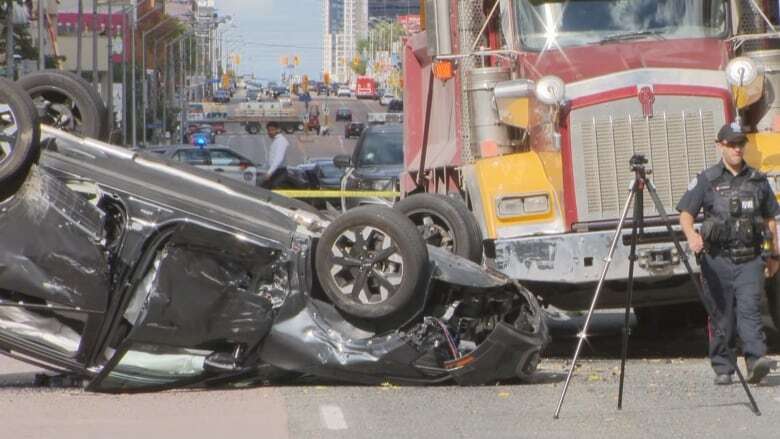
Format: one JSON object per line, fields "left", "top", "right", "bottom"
{"left": 323, "top": 72, "right": 331, "bottom": 86}
{"left": 302, "top": 74, "right": 309, "bottom": 92}
{"left": 293, "top": 55, "right": 300, "bottom": 66}
{"left": 280, "top": 56, "right": 289, "bottom": 66}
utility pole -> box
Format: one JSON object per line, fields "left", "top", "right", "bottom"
{"left": 121, "top": 8, "right": 127, "bottom": 145}
{"left": 6, "top": 0, "right": 14, "bottom": 79}
{"left": 77, "top": 0, "right": 83, "bottom": 76}
{"left": 92, "top": 0, "right": 98, "bottom": 89}
{"left": 37, "top": 0, "right": 44, "bottom": 70}
{"left": 105, "top": 0, "right": 113, "bottom": 136}
{"left": 130, "top": 5, "right": 136, "bottom": 147}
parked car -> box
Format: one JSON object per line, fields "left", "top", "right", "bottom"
{"left": 333, "top": 123, "right": 405, "bottom": 209}
{"left": 0, "top": 80, "right": 547, "bottom": 392}
{"left": 379, "top": 93, "right": 396, "bottom": 106}
{"left": 344, "top": 121, "right": 366, "bottom": 139}
{"left": 388, "top": 98, "right": 403, "bottom": 113}
{"left": 335, "top": 107, "right": 352, "bottom": 122}
{"left": 337, "top": 86, "right": 352, "bottom": 97}
{"left": 148, "top": 145, "right": 260, "bottom": 186}
{"left": 213, "top": 89, "right": 230, "bottom": 104}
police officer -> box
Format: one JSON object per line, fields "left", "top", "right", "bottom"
{"left": 677, "top": 123, "right": 779, "bottom": 385}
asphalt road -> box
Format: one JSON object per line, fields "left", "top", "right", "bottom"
{"left": 215, "top": 94, "right": 385, "bottom": 169}
{"left": 2, "top": 313, "right": 778, "bottom": 439}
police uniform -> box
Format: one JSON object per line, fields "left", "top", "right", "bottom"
{"left": 677, "top": 158, "right": 780, "bottom": 379}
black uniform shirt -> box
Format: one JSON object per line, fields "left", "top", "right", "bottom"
{"left": 676, "top": 160, "right": 780, "bottom": 219}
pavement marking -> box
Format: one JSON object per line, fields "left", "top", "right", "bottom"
{"left": 319, "top": 405, "right": 348, "bottom": 431}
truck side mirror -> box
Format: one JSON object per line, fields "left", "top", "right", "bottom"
{"left": 333, "top": 155, "right": 352, "bottom": 169}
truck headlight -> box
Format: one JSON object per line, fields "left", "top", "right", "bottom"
{"left": 725, "top": 57, "right": 761, "bottom": 86}
{"left": 497, "top": 194, "right": 550, "bottom": 217}
{"left": 534, "top": 75, "right": 566, "bottom": 105}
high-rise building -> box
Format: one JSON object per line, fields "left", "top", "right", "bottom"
{"left": 323, "top": 0, "right": 368, "bottom": 84}
{"left": 367, "top": 0, "right": 419, "bottom": 21}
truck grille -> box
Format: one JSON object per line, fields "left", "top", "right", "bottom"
{"left": 570, "top": 96, "right": 725, "bottom": 222}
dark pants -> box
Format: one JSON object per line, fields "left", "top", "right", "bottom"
{"left": 261, "top": 167, "right": 288, "bottom": 190}
{"left": 701, "top": 254, "right": 767, "bottom": 374}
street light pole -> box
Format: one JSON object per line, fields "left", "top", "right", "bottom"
{"left": 37, "top": 0, "right": 44, "bottom": 70}
{"left": 121, "top": 9, "right": 127, "bottom": 145}
{"left": 162, "top": 31, "right": 188, "bottom": 142}
{"left": 130, "top": 2, "right": 163, "bottom": 147}
{"left": 6, "top": 0, "right": 14, "bottom": 79}
{"left": 92, "top": 0, "right": 98, "bottom": 89}
{"left": 77, "top": 0, "right": 83, "bottom": 76}
{"left": 153, "top": 27, "right": 180, "bottom": 139}
{"left": 105, "top": 0, "right": 113, "bottom": 137}
{"left": 141, "top": 16, "right": 174, "bottom": 147}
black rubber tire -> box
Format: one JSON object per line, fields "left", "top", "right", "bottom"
{"left": 395, "top": 193, "right": 483, "bottom": 263}
{"left": 315, "top": 206, "right": 428, "bottom": 319}
{"left": 17, "top": 70, "right": 109, "bottom": 141}
{"left": 284, "top": 126, "right": 295, "bottom": 134}
{"left": 0, "top": 78, "right": 41, "bottom": 201}
{"left": 246, "top": 124, "right": 260, "bottom": 135}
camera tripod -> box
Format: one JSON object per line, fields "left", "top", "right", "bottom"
{"left": 553, "top": 154, "right": 761, "bottom": 419}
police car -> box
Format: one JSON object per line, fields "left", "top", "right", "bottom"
{"left": 148, "top": 145, "right": 260, "bottom": 186}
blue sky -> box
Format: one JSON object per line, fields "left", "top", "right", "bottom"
{"left": 215, "top": 0, "right": 324, "bottom": 83}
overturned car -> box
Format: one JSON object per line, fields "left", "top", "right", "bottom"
{"left": 0, "top": 76, "right": 548, "bottom": 392}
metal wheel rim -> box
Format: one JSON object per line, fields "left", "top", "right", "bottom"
{"left": 30, "top": 91, "right": 81, "bottom": 133}
{"left": 0, "top": 103, "right": 19, "bottom": 166}
{"left": 409, "top": 212, "right": 456, "bottom": 252}
{"left": 327, "top": 226, "right": 404, "bottom": 305}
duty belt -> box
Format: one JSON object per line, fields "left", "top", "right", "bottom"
{"left": 707, "top": 245, "right": 761, "bottom": 264}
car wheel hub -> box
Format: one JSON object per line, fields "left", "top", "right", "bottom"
{"left": 328, "top": 226, "right": 403, "bottom": 305}
{"left": 0, "top": 104, "right": 18, "bottom": 164}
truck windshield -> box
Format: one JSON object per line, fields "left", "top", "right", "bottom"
{"left": 513, "top": 0, "right": 727, "bottom": 51}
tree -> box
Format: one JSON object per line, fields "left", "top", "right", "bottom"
{"left": 0, "top": 1, "right": 39, "bottom": 62}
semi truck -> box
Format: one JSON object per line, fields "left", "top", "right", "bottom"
{"left": 402, "top": 0, "right": 780, "bottom": 328}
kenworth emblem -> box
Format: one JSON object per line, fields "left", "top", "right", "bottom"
{"left": 638, "top": 86, "right": 655, "bottom": 118}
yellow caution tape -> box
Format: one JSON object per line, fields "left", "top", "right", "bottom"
{"left": 273, "top": 190, "right": 400, "bottom": 198}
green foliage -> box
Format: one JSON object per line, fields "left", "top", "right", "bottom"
{"left": 0, "top": 1, "right": 39, "bottom": 61}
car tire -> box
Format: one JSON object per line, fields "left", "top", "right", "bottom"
{"left": 395, "top": 193, "right": 483, "bottom": 263}
{"left": 284, "top": 126, "right": 295, "bottom": 134}
{"left": 0, "top": 78, "right": 41, "bottom": 201}
{"left": 246, "top": 124, "right": 260, "bottom": 135}
{"left": 315, "top": 206, "right": 428, "bottom": 320}
{"left": 17, "top": 70, "right": 109, "bottom": 141}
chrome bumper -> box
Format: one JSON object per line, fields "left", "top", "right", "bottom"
{"left": 493, "top": 226, "right": 700, "bottom": 284}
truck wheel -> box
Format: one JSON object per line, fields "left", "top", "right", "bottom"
{"left": 0, "top": 78, "right": 40, "bottom": 201}
{"left": 395, "top": 193, "right": 483, "bottom": 263}
{"left": 247, "top": 124, "right": 260, "bottom": 135}
{"left": 284, "top": 126, "right": 295, "bottom": 134}
{"left": 17, "top": 70, "right": 109, "bottom": 141}
{"left": 315, "top": 206, "right": 428, "bottom": 319}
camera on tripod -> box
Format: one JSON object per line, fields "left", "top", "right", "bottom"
{"left": 629, "top": 154, "right": 648, "bottom": 171}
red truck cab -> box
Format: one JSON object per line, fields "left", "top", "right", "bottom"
{"left": 355, "top": 76, "right": 378, "bottom": 100}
